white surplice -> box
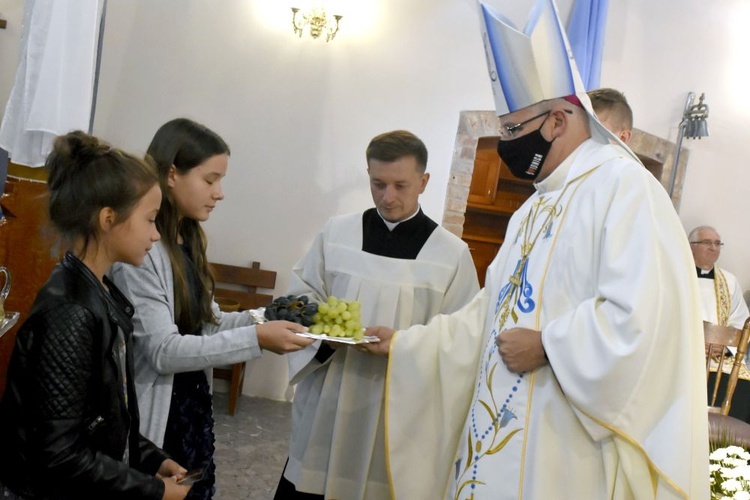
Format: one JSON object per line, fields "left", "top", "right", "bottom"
{"left": 285, "top": 212, "right": 479, "bottom": 499}
{"left": 697, "top": 267, "right": 749, "bottom": 329}
{"left": 386, "top": 139, "right": 709, "bottom": 499}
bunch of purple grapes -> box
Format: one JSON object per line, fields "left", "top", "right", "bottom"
{"left": 264, "top": 294, "right": 318, "bottom": 326}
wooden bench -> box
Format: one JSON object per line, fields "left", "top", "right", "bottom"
{"left": 210, "top": 261, "right": 276, "bottom": 416}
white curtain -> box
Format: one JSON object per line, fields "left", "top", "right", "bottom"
{"left": 0, "top": 0, "right": 99, "bottom": 167}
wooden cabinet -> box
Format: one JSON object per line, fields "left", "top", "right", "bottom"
{"left": 467, "top": 155, "right": 500, "bottom": 205}
{"left": 464, "top": 238, "right": 500, "bottom": 285}
{"left": 461, "top": 137, "right": 535, "bottom": 286}
{"left": 0, "top": 165, "right": 57, "bottom": 397}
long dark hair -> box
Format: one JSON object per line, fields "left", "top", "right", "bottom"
{"left": 46, "top": 131, "right": 158, "bottom": 257}
{"left": 147, "top": 118, "right": 230, "bottom": 332}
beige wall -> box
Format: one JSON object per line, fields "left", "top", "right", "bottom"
{"left": 1, "top": 0, "right": 747, "bottom": 399}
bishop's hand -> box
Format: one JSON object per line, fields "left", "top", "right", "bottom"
{"left": 497, "top": 327, "right": 548, "bottom": 373}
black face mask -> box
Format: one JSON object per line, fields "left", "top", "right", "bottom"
{"left": 496, "top": 119, "right": 553, "bottom": 181}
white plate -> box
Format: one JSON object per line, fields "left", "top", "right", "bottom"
{"left": 296, "top": 332, "right": 380, "bottom": 344}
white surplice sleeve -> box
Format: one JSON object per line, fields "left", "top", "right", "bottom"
{"left": 727, "top": 271, "right": 750, "bottom": 330}
{"left": 286, "top": 221, "right": 332, "bottom": 384}
{"left": 439, "top": 245, "right": 480, "bottom": 314}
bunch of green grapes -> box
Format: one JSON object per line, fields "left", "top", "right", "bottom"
{"left": 309, "top": 296, "right": 363, "bottom": 340}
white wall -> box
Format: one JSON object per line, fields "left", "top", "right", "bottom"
{"left": 1, "top": 0, "right": 748, "bottom": 399}
{"left": 600, "top": 0, "right": 750, "bottom": 290}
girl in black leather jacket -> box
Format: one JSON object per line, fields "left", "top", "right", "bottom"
{"left": 0, "top": 132, "right": 191, "bottom": 500}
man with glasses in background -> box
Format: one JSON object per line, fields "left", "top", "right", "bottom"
{"left": 690, "top": 225, "right": 749, "bottom": 329}
{"left": 691, "top": 226, "right": 750, "bottom": 424}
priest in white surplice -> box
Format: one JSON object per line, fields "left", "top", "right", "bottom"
{"left": 274, "top": 130, "right": 479, "bottom": 499}
{"left": 689, "top": 225, "right": 750, "bottom": 330}
{"left": 364, "top": 2, "right": 709, "bottom": 499}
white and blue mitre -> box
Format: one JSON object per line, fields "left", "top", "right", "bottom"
{"left": 478, "top": 0, "right": 639, "bottom": 161}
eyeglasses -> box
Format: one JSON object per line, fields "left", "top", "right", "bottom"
{"left": 499, "top": 111, "right": 551, "bottom": 140}
{"left": 690, "top": 240, "right": 724, "bottom": 248}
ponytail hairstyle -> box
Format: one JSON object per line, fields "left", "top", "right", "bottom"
{"left": 146, "top": 118, "right": 230, "bottom": 332}
{"left": 46, "top": 131, "right": 158, "bottom": 257}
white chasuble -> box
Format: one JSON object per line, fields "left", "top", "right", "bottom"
{"left": 386, "top": 140, "right": 709, "bottom": 500}
{"left": 285, "top": 212, "right": 478, "bottom": 499}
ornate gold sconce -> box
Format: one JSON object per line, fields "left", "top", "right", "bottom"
{"left": 291, "top": 6, "right": 342, "bottom": 42}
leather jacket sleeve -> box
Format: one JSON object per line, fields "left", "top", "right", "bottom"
{"left": 138, "top": 433, "right": 171, "bottom": 476}
{"left": 27, "top": 303, "right": 165, "bottom": 499}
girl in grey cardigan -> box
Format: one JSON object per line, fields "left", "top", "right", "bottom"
{"left": 111, "top": 119, "right": 313, "bottom": 500}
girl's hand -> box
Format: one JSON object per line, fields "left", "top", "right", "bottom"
{"left": 156, "top": 458, "right": 187, "bottom": 479}
{"left": 256, "top": 321, "right": 315, "bottom": 354}
{"left": 161, "top": 476, "right": 191, "bottom": 500}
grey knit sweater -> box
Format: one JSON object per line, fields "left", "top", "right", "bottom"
{"left": 110, "top": 241, "right": 262, "bottom": 446}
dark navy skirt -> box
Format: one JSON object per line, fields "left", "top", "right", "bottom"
{"left": 163, "top": 370, "right": 216, "bottom": 500}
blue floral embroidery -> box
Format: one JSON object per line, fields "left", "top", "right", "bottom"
{"left": 496, "top": 258, "right": 535, "bottom": 317}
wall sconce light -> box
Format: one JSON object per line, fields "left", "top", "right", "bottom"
{"left": 668, "top": 92, "right": 710, "bottom": 197}
{"left": 291, "top": 6, "right": 342, "bottom": 42}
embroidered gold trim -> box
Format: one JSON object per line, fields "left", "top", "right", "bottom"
{"left": 519, "top": 169, "right": 596, "bottom": 498}
{"left": 572, "top": 404, "right": 689, "bottom": 499}
{"left": 714, "top": 266, "right": 731, "bottom": 326}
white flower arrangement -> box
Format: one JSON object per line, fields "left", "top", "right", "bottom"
{"left": 710, "top": 445, "right": 750, "bottom": 499}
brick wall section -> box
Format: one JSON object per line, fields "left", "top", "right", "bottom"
{"left": 442, "top": 111, "right": 503, "bottom": 238}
